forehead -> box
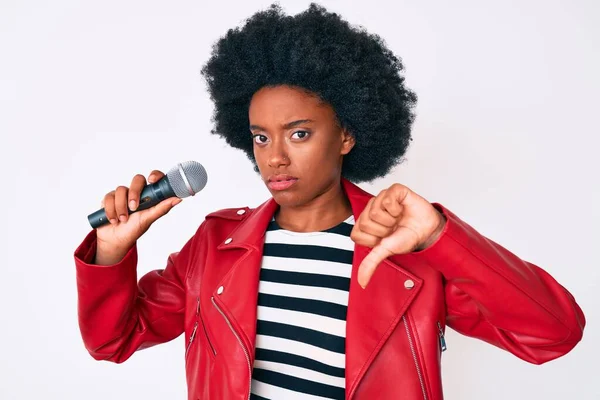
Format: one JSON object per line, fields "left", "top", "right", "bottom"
{"left": 248, "top": 85, "right": 332, "bottom": 123}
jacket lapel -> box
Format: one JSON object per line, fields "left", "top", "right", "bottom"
{"left": 211, "top": 198, "right": 278, "bottom": 355}
{"left": 341, "top": 179, "right": 424, "bottom": 397}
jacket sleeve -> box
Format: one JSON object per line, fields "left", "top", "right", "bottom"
{"left": 416, "top": 203, "right": 585, "bottom": 365}
{"left": 73, "top": 224, "right": 202, "bottom": 363}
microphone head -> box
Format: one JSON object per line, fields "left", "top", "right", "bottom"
{"left": 166, "top": 161, "right": 208, "bottom": 198}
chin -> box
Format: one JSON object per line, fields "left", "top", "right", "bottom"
{"left": 268, "top": 187, "right": 308, "bottom": 208}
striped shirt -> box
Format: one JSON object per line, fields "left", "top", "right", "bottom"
{"left": 250, "top": 214, "right": 355, "bottom": 400}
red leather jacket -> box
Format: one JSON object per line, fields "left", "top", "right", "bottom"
{"left": 74, "top": 178, "right": 585, "bottom": 400}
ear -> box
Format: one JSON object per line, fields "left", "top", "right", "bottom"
{"left": 340, "top": 129, "right": 355, "bottom": 155}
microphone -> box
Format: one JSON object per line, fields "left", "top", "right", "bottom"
{"left": 87, "top": 161, "right": 208, "bottom": 228}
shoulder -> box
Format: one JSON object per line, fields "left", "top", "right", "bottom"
{"left": 190, "top": 206, "right": 253, "bottom": 245}
{"left": 205, "top": 206, "right": 252, "bottom": 221}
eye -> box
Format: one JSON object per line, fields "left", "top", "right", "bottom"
{"left": 253, "top": 134, "right": 268, "bottom": 144}
{"left": 291, "top": 130, "right": 310, "bottom": 140}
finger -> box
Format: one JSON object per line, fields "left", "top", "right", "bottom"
{"left": 141, "top": 197, "right": 182, "bottom": 226}
{"left": 356, "top": 197, "right": 375, "bottom": 225}
{"left": 148, "top": 170, "right": 165, "bottom": 184}
{"left": 353, "top": 199, "right": 385, "bottom": 240}
{"left": 358, "top": 245, "right": 393, "bottom": 288}
{"left": 380, "top": 190, "right": 403, "bottom": 218}
{"left": 359, "top": 218, "right": 394, "bottom": 238}
{"left": 389, "top": 183, "right": 411, "bottom": 202}
{"left": 128, "top": 174, "right": 147, "bottom": 211}
{"left": 357, "top": 196, "right": 395, "bottom": 238}
{"left": 370, "top": 190, "right": 397, "bottom": 227}
{"left": 114, "top": 186, "right": 129, "bottom": 223}
{"left": 350, "top": 227, "right": 381, "bottom": 248}
{"left": 103, "top": 191, "right": 117, "bottom": 224}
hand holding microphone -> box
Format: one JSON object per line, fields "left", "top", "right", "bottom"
{"left": 89, "top": 161, "right": 207, "bottom": 265}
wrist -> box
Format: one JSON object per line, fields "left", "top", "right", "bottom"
{"left": 415, "top": 211, "right": 446, "bottom": 252}
{"left": 95, "top": 240, "right": 132, "bottom": 266}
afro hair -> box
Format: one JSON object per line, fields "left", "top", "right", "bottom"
{"left": 200, "top": 2, "right": 417, "bottom": 183}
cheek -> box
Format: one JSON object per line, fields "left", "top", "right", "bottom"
{"left": 299, "top": 140, "right": 336, "bottom": 164}
{"left": 253, "top": 147, "right": 267, "bottom": 165}
{"left": 296, "top": 149, "right": 328, "bottom": 175}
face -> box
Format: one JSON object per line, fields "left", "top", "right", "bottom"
{"left": 248, "top": 85, "right": 355, "bottom": 207}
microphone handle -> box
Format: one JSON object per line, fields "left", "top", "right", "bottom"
{"left": 87, "top": 177, "right": 176, "bottom": 229}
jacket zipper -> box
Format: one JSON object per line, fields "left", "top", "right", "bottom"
{"left": 186, "top": 296, "right": 218, "bottom": 358}
{"left": 185, "top": 321, "right": 198, "bottom": 359}
{"left": 403, "top": 315, "right": 427, "bottom": 400}
{"left": 185, "top": 296, "right": 202, "bottom": 359}
{"left": 201, "top": 317, "right": 217, "bottom": 356}
{"left": 437, "top": 321, "right": 447, "bottom": 352}
{"left": 212, "top": 296, "right": 252, "bottom": 400}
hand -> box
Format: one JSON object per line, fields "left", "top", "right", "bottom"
{"left": 95, "top": 170, "right": 182, "bottom": 259}
{"left": 350, "top": 183, "right": 446, "bottom": 288}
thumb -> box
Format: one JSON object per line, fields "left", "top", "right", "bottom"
{"left": 358, "top": 244, "right": 393, "bottom": 289}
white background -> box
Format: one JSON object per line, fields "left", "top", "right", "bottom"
{"left": 1, "top": 0, "right": 598, "bottom": 398}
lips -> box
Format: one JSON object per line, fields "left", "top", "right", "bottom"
{"left": 267, "top": 174, "right": 298, "bottom": 191}
{"left": 268, "top": 174, "right": 298, "bottom": 182}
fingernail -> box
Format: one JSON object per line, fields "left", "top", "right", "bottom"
{"left": 119, "top": 215, "right": 126, "bottom": 222}
{"left": 129, "top": 200, "right": 136, "bottom": 211}
{"left": 109, "top": 219, "right": 117, "bottom": 225}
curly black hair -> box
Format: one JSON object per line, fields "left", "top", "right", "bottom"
{"left": 200, "top": 2, "right": 417, "bottom": 183}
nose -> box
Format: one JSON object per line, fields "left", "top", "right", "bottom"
{"left": 267, "top": 143, "right": 290, "bottom": 168}
{"left": 268, "top": 153, "right": 290, "bottom": 168}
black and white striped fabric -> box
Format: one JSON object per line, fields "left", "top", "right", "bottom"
{"left": 250, "top": 214, "right": 355, "bottom": 400}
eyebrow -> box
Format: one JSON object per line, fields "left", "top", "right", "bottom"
{"left": 249, "top": 119, "right": 314, "bottom": 132}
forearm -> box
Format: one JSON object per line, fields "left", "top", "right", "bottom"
{"left": 75, "top": 230, "right": 142, "bottom": 361}
{"left": 74, "top": 230, "right": 187, "bottom": 362}
{"left": 416, "top": 203, "right": 585, "bottom": 363}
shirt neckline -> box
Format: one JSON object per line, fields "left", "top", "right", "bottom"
{"left": 270, "top": 214, "right": 355, "bottom": 237}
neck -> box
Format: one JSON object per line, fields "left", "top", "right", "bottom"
{"left": 274, "top": 178, "right": 353, "bottom": 232}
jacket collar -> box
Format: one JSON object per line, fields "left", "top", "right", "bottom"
{"left": 214, "top": 177, "right": 424, "bottom": 397}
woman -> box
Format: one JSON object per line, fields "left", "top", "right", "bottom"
{"left": 74, "top": 4, "right": 585, "bottom": 399}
